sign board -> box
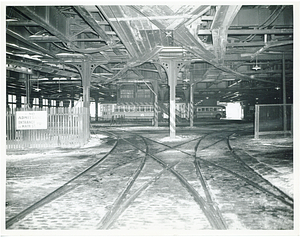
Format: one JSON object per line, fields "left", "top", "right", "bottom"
{"left": 16, "top": 111, "right": 48, "bottom": 130}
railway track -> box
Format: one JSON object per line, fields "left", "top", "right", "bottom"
{"left": 121, "top": 129, "right": 293, "bottom": 229}
{"left": 6, "top": 134, "right": 119, "bottom": 229}
{"left": 96, "top": 130, "right": 227, "bottom": 229}
{"left": 6, "top": 126, "right": 293, "bottom": 230}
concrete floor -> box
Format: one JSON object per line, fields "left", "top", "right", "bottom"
{"left": 4, "top": 121, "right": 296, "bottom": 234}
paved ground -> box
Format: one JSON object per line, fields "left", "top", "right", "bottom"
{"left": 3, "top": 121, "right": 297, "bottom": 235}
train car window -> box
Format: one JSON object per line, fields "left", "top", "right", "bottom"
{"left": 137, "top": 89, "right": 151, "bottom": 98}
{"left": 120, "top": 89, "right": 134, "bottom": 98}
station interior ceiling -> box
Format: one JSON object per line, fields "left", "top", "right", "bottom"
{"left": 5, "top": 5, "right": 294, "bottom": 105}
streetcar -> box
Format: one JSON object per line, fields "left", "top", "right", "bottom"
{"left": 195, "top": 105, "right": 226, "bottom": 119}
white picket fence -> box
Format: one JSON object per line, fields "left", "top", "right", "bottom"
{"left": 6, "top": 107, "right": 88, "bottom": 150}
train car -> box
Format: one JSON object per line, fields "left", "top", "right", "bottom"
{"left": 95, "top": 82, "right": 191, "bottom": 122}
{"left": 195, "top": 105, "right": 226, "bottom": 119}
{"left": 98, "top": 103, "right": 154, "bottom": 121}
{"left": 113, "top": 103, "right": 154, "bottom": 121}
{"left": 97, "top": 102, "right": 189, "bottom": 122}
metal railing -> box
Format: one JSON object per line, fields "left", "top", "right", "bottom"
{"left": 254, "top": 104, "right": 293, "bottom": 139}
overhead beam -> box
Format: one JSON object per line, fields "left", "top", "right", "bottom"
{"left": 250, "top": 40, "right": 293, "bottom": 60}
{"left": 198, "top": 28, "right": 293, "bottom": 35}
{"left": 172, "top": 5, "right": 211, "bottom": 30}
{"left": 210, "top": 5, "right": 242, "bottom": 64}
{"left": 6, "top": 58, "right": 79, "bottom": 77}
{"left": 6, "top": 20, "right": 39, "bottom": 26}
{"left": 97, "top": 5, "right": 141, "bottom": 58}
{"left": 102, "top": 46, "right": 163, "bottom": 84}
{"left": 6, "top": 29, "right": 57, "bottom": 58}
{"left": 14, "top": 6, "right": 71, "bottom": 43}
{"left": 73, "top": 6, "right": 111, "bottom": 42}
{"left": 129, "top": 6, "right": 166, "bottom": 29}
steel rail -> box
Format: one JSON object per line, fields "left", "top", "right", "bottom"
{"left": 226, "top": 134, "right": 294, "bottom": 203}
{"left": 6, "top": 137, "right": 119, "bottom": 229}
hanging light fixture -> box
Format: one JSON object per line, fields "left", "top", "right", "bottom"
{"left": 252, "top": 56, "right": 261, "bottom": 70}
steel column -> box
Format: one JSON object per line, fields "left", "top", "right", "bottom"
{"left": 190, "top": 82, "right": 194, "bottom": 127}
{"left": 167, "top": 61, "right": 180, "bottom": 138}
{"left": 25, "top": 75, "right": 31, "bottom": 108}
{"left": 169, "top": 61, "right": 177, "bottom": 139}
{"left": 160, "top": 59, "right": 184, "bottom": 138}
{"left": 153, "top": 80, "right": 159, "bottom": 127}
{"left": 82, "top": 60, "right": 91, "bottom": 141}
{"left": 282, "top": 53, "right": 287, "bottom": 136}
{"left": 95, "top": 96, "right": 99, "bottom": 122}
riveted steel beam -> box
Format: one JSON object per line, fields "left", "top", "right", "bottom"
{"left": 210, "top": 5, "right": 242, "bottom": 64}
{"left": 6, "top": 29, "right": 57, "bottom": 58}
{"left": 73, "top": 6, "right": 110, "bottom": 42}
{"left": 14, "top": 6, "right": 70, "bottom": 43}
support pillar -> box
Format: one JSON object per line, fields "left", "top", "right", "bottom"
{"left": 161, "top": 59, "right": 184, "bottom": 139}
{"left": 16, "top": 94, "right": 21, "bottom": 109}
{"left": 23, "top": 73, "right": 31, "bottom": 108}
{"left": 70, "top": 86, "right": 74, "bottom": 108}
{"left": 183, "top": 86, "right": 189, "bottom": 119}
{"left": 81, "top": 60, "right": 92, "bottom": 141}
{"left": 282, "top": 53, "right": 287, "bottom": 136}
{"left": 153, "top": 80, "right": 159, "bottom": 127}
{"left": 95, "top": 96, "right": 99, "bottom": 122}
{"left": 190, "top": 82, "right": 194, "bottom": 127}
{"left": 48, "top": 99, "right": 51, "bottom": 108}
{"left": 169, "top": 67, "right": 176, "bottom": 139}
{"left": 161, "top": 59, "right": 192, "bottom": 138}
{"left": 39, "top": 96, "right": 43, "bottom": 108}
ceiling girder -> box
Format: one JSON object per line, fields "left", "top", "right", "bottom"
{"left": 198, "top": 28, "right": 293, "bottom": 35}
{"left": 173, "top": 5, "right": 211, "bottom": 30}
{"left": 73, "top": 6, "right": 111, "bottom": 42}
{"left": 97, "top": 5, "right": 141, "bottom": 58}
{"left": 5, "top": 5, "right": 294, "bottom": 103}
{"left": 6, "top": 29, "right": 57, "bottom": 58}
{"left": 14, "top": 6, "right": 71, "bottom": 43}
{"left": 210, "top": 5, "right": 242, "bottom": 64}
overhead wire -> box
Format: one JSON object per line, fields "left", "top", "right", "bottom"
{"left": 243, "top": 5, "right": 286, "bottom": 42}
